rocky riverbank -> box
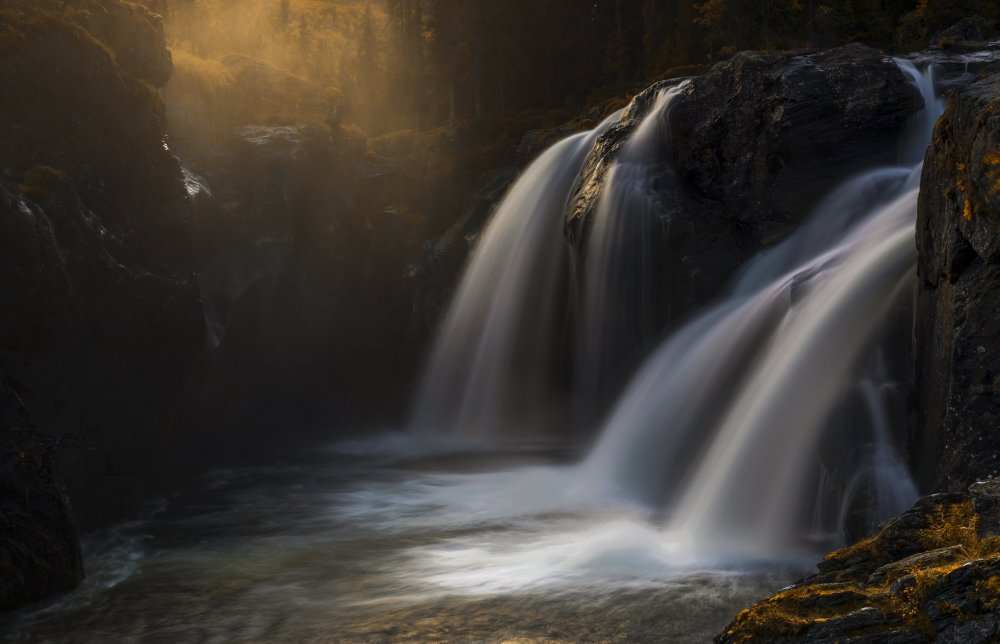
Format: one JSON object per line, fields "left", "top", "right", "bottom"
{"left": 718, "top": 481, "right": 1000, "bottom": 643}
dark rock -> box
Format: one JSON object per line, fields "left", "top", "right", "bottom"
{"left": 806, "top": 607, "right": 885, "bottom": 639}
{"left": 0, "top": 1, "right": 192, "bottom": 271}
{"left": 567, "top": 78, "right": 676, "bottom": 234}
{"left": 922, "top": 558, "right": 1000, "bottom": 632}
{"left": 669, "top": 44, "right": 919, "bottom": 231}
{"left": 197, "top": 124, "right": 418, "bottom": 432}
{"left": 936, "top": 612, "right": 999, "bottom": 644}
{"left": 867, "top": 545, "right": 970, "bottom": 586}
{"left": 0, "top": 427, "right": 83, "bottom": 610}
{"left": 0, "top": 2, "right": 206, "bottom": 610}
{"left": 934, "top": 17, "right": 991, "bottom": 48}
{"left": 969, "top": 479, "right": 1000, "bottom": 537}
{"left": 69, "top": 0, "right": 173, "bottom": 88}
{"left": 718, "top": 483, "right": 1000, "bottom": 643}
{"left": 814, "top": 492, "right": 968, "bottom": 583}
{"left": 912, "top": 71, "right": 1000, "bottom": 492}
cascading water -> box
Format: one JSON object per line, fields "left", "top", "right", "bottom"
{"left": 580, "top": 58, "right": 941, "bottom": 557}
{"left": 669, "top": 190, "right": 920, "bottom": 554}
{"left": 409, "top": 59, "right": 939, "bottom": 556}
{"left": 409, "top": 110, "right": 622, "bottom": 441}
{"left": 15, "top": 51, "right": 988, "bottom": 644}
{"left": 897, "top": 59, "right": 945, "bottom": 165}
{"left": 578, "top": 83, "right": 689, "bottom": 423}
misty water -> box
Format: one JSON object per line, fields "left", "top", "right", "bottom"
{"left": 3, "top": 440, "right": 803, "bottom": 642}
{"left": 4, "top": 60, "right": 946, "bottom": 642}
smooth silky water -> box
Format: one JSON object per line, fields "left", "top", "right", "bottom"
{"left": 4, "top": 60, "right": 944, "bottom": 642}
{"left": 2, "top": 441, "right": 800, "bottom": 642}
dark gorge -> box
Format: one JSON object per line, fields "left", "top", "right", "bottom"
{"left": 2, "top": 1, "right": 1000, "bottom": 642}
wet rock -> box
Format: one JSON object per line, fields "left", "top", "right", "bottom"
{"left": 936, "top": 613, "right": 999, "bottom": 644}
{"left": 814, "top": 492, "right": 968, "bottom": 583}
{"left": 969, "top": 479, "right": 1000, "bottom": 537}
{"left": 933, "top": 17, "right": 994, "bottom": 49}
{"left": 867, "top": 545, "right": 970, "bottom": 586}
{"left": 717, "top": 483, "right": 1000, "bottom": 643}
{"left": 913, "top": 71, "right": 1000, "bottom": 492}
{"left": 0, "top": 427, "right": 83, "bottom": 610}
{"left": 670, "top": 44, "right": 919, "bottom": 230}
{"left": 807, "top": 607, "right": 885, "bottom": 639}
{"left": 197, "top": 123, "right": 418, "bottom": 432}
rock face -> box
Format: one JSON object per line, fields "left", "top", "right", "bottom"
{"left": 913, "top": 70, "right": 1000, "bottom": 492}
{"left": 193, "top": 123, "right": 417, "bottom": 431}
{"left": 0, "top": 377, "right": 82, "bottom": 611}
{"left": 717, "top": 481, "right": 1000, "bottom": 643}
{"left": 0, "top": 0, "right": 205, "bottom": 606}
{"left": 671, "top": 44, "right": 919, "bottom": 228}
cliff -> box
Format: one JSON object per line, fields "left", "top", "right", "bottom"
{"left": 0, "top": 0, "right": 204, "bottom": 607}
{"left": 913, "top": 70, "right": 1000, "bottom": 492}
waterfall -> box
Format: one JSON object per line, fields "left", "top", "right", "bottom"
{"left": 409, "top": 110, "right": 623, "bottom": 441}
{"left": 410, "top": 57, "right": 942, "bottom": 558}
{"left": 581, "top": 59, "right": 942, "bottom": 556}
{"left": 897, "top": 59, "right": 945, "bottom": 166}
{"left": 578, "top": 83, "right": 688, "bottom": 424}
{"left": 668, "top": 190, "right": 919, "bottom": 554}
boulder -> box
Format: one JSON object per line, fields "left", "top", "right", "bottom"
{"left": 717, "top": 482, "right": 1000, "bottom": 643}
{"left": 0, "top": 426, "right": 83, "bottom": 611}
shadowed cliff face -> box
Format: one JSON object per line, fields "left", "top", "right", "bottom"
{"left": 0, "top": 0, "right": 205, "bottom": 542}
{"left": 0, "top": 413, "right": 83, "bottom": 611}
{"left": 914, "top": 70, "right": 1000, "bottom": 492}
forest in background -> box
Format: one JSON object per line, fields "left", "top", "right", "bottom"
{"left": 162, "top": 0, "right": 1000, "bottom": 137}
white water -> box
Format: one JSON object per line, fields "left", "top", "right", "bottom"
{"left": 579, "top": 83, "right": 688, "bottom": 422}
{"left": 593, "top": 59, "right": 940, "bottom": 557}
{"left": 407, "top": 60, "right": 942, "bottom": 569}
{"left": 669, "top": 188, "right": 920, "bottom": 554}
{"left": 897, "top": 59, "right": 945, "bottom": 165}
{"left": 409, "top": 110, "right": 623, "bottom": 441}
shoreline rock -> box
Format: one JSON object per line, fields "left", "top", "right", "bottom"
{"left": 717, "top": 481, "right": 1000, "bottom": 643}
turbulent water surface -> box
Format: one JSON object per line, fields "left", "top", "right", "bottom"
{"left": 3, "top": 439, "right": 805, "bottom": 642}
